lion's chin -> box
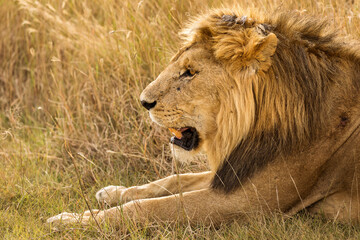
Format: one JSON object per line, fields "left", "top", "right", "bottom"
{"left": 169, "top": 142, "right": 206, "bottom": 164}
{"left": 169, "top": 127, "right": 199, "bottom": 151}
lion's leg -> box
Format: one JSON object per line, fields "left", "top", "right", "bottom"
{"left": 49, "top": 188, "right": 247, "bottom": 226}
{"left": 95, "top": 171, "right": 212, "bottom": 205}
{"left": 307, "top": 191, "right": 360, "bottom": 223}
{"left": 48, "top": 156, "right": 341, "bottom": 226}
{"left": 100, "top": 188, "right": 236, "bottom": 225}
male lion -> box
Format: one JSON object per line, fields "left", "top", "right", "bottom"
{"left": 48, "top": 8, "right": 360, "bottom": 226}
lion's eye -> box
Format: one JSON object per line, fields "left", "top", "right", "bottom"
{"left": 181, "top": 69, "right": 198, "bottom": 78}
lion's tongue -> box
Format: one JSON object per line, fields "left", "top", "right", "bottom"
{"left": 168, "top": 127, "right": 189, "bottom": 139}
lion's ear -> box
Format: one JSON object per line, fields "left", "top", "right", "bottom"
{"left": 248, "top": 31, "right": 278, "bottom": 72}
{"left": 214, "top": 28, "right": 278, "bottom": 73}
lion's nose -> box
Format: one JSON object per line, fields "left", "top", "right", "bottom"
{"left": 141, "top": 100, "right": 157, "bottom": 110}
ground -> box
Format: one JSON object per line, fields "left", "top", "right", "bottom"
{"left": 1, "top": 0, "right": 360, "bottom": 238}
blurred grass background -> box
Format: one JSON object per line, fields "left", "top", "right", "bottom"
{"left": 1, "top": 0, "right": 360, "bottom": 238}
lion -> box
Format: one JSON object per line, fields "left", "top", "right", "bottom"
{"left": 47, "top": 8, "right": 360, "bottom": 226}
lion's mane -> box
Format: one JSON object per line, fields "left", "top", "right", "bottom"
{"left": 180, "top": 9, "right": 360, "bottom": 192}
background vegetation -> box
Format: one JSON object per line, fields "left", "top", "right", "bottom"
{"left": 1, "top": 0, "right": 360, "bottom": 238}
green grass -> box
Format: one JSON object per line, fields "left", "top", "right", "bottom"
{"left": 1, "top": 0, "right": 360, "bottom": 238}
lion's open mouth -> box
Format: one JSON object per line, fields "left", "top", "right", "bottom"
{"left": 168, "top": 127, "right": 199, "bottom": 151}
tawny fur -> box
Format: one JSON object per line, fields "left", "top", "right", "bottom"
{"left": 47, "top": 8, "right": 360, "bottom": 226}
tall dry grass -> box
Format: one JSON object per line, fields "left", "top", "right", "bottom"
{"left": 1, "top": 0, "right": 360, "bottom": 238}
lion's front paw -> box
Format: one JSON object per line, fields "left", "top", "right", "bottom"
{"left": 96, "top": 185, "right": 127, "bottom": 205}
{"left": 47, "top": 212, "right": 81, "bottom": 225}
{"left": 47, "top": 209, "right": 100, "bottom": 226}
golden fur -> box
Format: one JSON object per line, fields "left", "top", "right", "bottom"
{"left": 48, "top": 8, "right": 360, "bottom": 226}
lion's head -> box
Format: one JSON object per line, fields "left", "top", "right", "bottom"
{"left": 140, "top": 46, "right": 223, "bottom": 153}
{"left": 141, "top": 8, "right": 348, "bottom": 192}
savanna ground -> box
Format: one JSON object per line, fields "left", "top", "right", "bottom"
{"left": 1, "top": 0, "right": 360, "bottom": 239}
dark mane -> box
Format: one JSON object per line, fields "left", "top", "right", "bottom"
{"left": 209, "top": 11, "right": 360, "bottom": 192}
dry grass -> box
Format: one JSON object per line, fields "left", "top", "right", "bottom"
{"left": 1, "top": 0, "right": 360, "bottom": 238}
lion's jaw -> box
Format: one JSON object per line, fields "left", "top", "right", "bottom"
{"left": 140, "top": 46, "right": 225, "bottom": 155}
